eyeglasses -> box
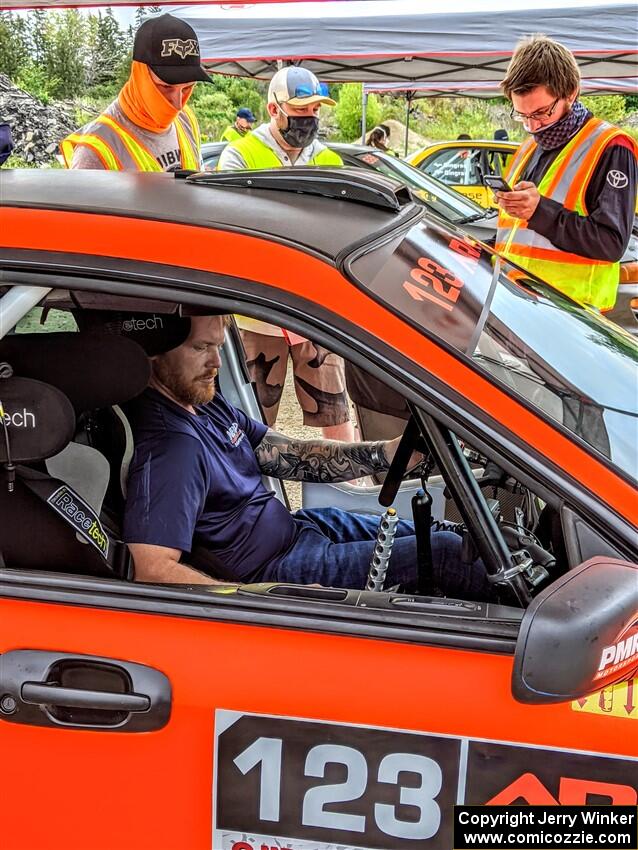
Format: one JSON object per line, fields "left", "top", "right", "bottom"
{"left": 510, "top": 97, "right": 560, "bottom": 123}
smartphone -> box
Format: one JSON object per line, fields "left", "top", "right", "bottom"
{"left": 483, "top": 174, "right": 512, "bottom": 193}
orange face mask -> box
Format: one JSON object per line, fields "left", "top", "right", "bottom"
{"left": 119, "top": 61, "right": 194, "bottom": 133}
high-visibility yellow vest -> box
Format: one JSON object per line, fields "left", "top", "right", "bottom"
{"left": 61, "top": 105, "right": 201, "bottom": 172}
{"left": 220, "top": 125, "right": 244, "bottom": 143}
{"left": 220, "top": 131, "right": 343, "bottom": 170}
{"left": 495, "top": 117, "right": 638, "bottom": 311}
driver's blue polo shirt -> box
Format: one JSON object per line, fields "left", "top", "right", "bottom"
{"left": 123, "top": 388, "right": 298, "bottom": 579}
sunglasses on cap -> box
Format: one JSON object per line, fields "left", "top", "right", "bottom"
{"left": 289, "top": 82, "right": 324, "bottom": 98}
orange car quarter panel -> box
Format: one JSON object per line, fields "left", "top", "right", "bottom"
{"left": 1, "top": 598, "right": 636, "bottom": 850}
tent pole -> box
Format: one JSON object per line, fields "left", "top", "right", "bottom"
{"left": 404, "top": 93, "right": 413, "bottom": 157}
{"left": 361, "top": 87, "right": 368, "bottom": 144}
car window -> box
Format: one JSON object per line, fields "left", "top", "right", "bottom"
{"left": 348, "top": 218, "right": 638, "bottom": 481}
{"left": 486, "top": 149, "right": 514, "bottom": 178}
{"left": 352, "top": 152, "right": 485, "bottom": 224}
{"left": 14, "top": 306, "right": 77, "bottom": 334}
{"left": 420, "top": 148, "right": 483, "bottom": 186}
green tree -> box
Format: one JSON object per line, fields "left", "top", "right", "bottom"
{"left": 335, "top": 83, "right": 381, "bottom": 141}
{"left": 15, "top": 61, "right": 59, "bottom": 104}
{"left": 27, "top": 9, "right": 51, "bottom": 65}
{"left": 85, "top": 8, "right": 125, "bottom": 89}
{"left": 0, "top": 12, "right": 30, "bottom": 80}
{"left": 45, "top": 10, "right": 87, "bottom": 98}
{"left": 134, "top": 6, "right": 147, "bottom": 31}
{"left": 190, "top": 75, "right": 266, "bottom": 141}
{"left": 581, "top": 94, "right": 626, "bottom": 125}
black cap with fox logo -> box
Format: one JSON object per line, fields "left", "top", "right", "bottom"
{"left": 133, "top": 13, "right": 212, "bottom": 85}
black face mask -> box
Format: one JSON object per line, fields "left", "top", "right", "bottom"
{"left": 279, "top": 113, "right": 319, "bottom": 148}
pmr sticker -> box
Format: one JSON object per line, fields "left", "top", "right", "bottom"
{"left": 213, "top": 711, "right": 637, "bottom": 850}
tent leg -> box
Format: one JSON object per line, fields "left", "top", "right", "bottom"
{"left": 361, "top": 88, "right": 368, "bottom": 144}
{"left": 404, "top": 96, "right": 410, "bottom": 157}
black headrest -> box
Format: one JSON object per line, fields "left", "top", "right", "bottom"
{"left": 0, "top": 333, "right": 151, "bottom": 414}
{"left": 0, "top": 377, "right": 74, "bottom": 463}
{"left": 75, "top": 310, "right": 192, "bottom": 356}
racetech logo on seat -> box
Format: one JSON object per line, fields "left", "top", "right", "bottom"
{"left": 46, "top": 485, "right": 109, "bottom": 559}
{"left": 1, "top": 407, "right": 36, "bottom": 428}
{"left": 122, "top": 315, "right": 164, "bottom": 332}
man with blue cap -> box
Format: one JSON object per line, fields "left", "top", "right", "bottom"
{"left": 220, "top": 107, "right": 256, "bottom": 142}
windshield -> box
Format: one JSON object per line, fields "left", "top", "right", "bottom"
{"left": 349, "top": 218, "right": 638, "bottom": 481}
{"left": 353, "top": 151, "right": 488, "bottom": 225}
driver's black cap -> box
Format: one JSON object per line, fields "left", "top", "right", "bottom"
{"left": 133, "top": 13, "right": 212, "bottom": 85}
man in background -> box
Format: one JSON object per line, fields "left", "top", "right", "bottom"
{"left": 62, "top": 13, "right": 209, "bottom": 172}
{"left": 220, "top": 107, "right": 256, "bottom": 142}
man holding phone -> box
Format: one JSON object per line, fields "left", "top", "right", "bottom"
{"left": 494, "top": 35, "right": 637, "bottom": 312}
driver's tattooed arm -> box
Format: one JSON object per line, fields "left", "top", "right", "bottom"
{"left": 255, "top": 430, "right": 390, "bottom": 483}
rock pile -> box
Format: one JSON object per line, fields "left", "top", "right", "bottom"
{"left": 0, "top": 74, "right": 77, "bottom": 165}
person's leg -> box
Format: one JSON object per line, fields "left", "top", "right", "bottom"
{"left": 289, "top": 341, "right": 355, "bottom": 441}
{"left": 275, "top": 508, "right": 496, "bottom": 600}
{"left": 295, "top": 507, "right": 414, "bottom": 543}
{"left": 240, "top": 330, "right": 289, "bottom": 427}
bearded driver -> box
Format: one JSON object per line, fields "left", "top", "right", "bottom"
{"left": 123, "top": 314, "right": 495, "bottom": 601}
{"left": 62, "top": 14, "right": 210, "bottom": 172}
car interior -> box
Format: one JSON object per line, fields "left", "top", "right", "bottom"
{"left": 0, "top": 285, "right": 627, "bottom": 613}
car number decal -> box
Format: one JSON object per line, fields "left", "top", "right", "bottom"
{"left": 359, "top": 222, "right": 493, "bottom": 354}
{"left": 212, "top": 710, "right": 637, "bottom": 850}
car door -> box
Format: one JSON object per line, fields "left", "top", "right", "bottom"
{"left": 1, "top": 278, "right": 637, "bottom": 850}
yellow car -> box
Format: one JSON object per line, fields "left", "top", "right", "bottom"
{"left": 407, "top": 139, "right": 519, "bottom": 208}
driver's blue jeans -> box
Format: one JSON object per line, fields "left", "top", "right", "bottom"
{"left": 262, "top": 507, "right": 496, "bottom": 600}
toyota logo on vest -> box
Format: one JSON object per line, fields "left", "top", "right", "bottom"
{"left": 606, "top": 170, "right": 629, "bottom": 189}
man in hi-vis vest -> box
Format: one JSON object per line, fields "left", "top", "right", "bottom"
{"left": 495, "top": 35, "right": 637, "bottom": 312}
{"left": 218, "top": 68, "right": 355, "bottom": 441}
{"left": 62, "top": 14, "right": 210, "bottom": 172}
{"left": 220, "top": 108, "right": 256, "bottom": 143}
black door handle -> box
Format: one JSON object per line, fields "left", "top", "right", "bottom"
{"left": 21, "top": 682, "right": 151, "bottom": 713}
{"left": 0, "top": 650, "right": 171, "bottom": 732}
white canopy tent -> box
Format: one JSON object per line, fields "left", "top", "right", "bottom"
{"left": 173, "top": 0, "right": 637, "bottom": 152}
{"left": 4, "top": 0, "right": 321, "bottom": 9}
{"left": 173, "top": 0, "right": 638, "bottom": 83}
{"left": 365, "top": 78, "right": 638, "bottom": 100}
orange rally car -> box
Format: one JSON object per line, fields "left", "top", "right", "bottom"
{"left": 0, "top": 167, "right": 636, "bottom": 850}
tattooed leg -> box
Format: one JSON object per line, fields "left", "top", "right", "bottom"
{"left": 255, "top": 429, "right": 389, "bottom": 483}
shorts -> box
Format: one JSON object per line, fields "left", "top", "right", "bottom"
{"left": 240, "top": 330, "right": 351, "bottom": 428}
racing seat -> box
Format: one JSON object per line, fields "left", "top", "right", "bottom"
{"left": 0, "top": 333, "right": 150, "bottom": 577}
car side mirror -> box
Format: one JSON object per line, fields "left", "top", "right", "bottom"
{"left": 512, "top": 557, "right": 638, "bottom": 704}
